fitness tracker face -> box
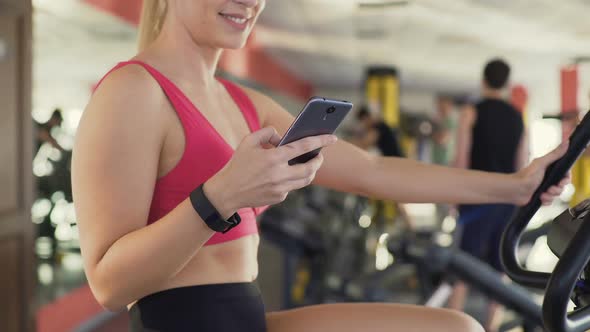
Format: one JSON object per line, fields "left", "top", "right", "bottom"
{"left": 189, "top": 184, "right": 241, "bottom": 233}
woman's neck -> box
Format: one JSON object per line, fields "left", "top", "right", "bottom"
{"left": 148, "top": 20, "right": 222, "bottom": 88}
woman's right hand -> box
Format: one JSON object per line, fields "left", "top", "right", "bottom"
{"left": 204, "top": 127, "right": 338, "bottom": 217}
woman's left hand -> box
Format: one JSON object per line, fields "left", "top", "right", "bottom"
{"left": 513, "top": 141, "right": 571, "bottom": 206}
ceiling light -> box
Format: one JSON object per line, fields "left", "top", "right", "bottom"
{"left": 358, "top": 0, "right": 410, "bottom": 9}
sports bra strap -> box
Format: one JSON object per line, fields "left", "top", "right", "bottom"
{"left": 94, "top": 61, "right": 262, "bottom": 131}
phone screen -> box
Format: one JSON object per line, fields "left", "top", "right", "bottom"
{"left": 279, "top": 97, "right": 352, "bottom": 165}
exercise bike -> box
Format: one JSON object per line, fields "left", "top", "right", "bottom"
{"left": 389, "top": 110, "right": 590, "bottom": 332}
{"left": 501, "top": 110, "right": 590, "bottom": 332}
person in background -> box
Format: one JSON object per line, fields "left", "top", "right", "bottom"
{"left": 431, "top": 95, "right": 458, "bottom": 224}
{"left": 431, "top": 95, "right": 457, "bottom": 166}
{"left": 449, "top": 58, "right": 529, "bottom": 332}
{"left": 36, "top": 108, "right": 66, "bottom": 153}
{"left": 355, "top": 106, "right": 404, "bottom": 158}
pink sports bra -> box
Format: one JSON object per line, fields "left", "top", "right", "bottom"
{"left": 96, "top": 60, "right": 267, "bottom": 245}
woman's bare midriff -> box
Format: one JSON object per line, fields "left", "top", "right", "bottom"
{"left": 127, "top": 234, "right": 260, "bottom": 309}
{"left": 163, "top": 234, "right": 260, "bottom": 288}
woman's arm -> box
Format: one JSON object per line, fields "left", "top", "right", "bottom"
{"left": 73, "top": 67, "right": 216, "bottom": 310}
{"left": 323, "top": 151, "right": 525, "bottom": 204}
{"left": 248, "top": 89, "right": 567, "bottom": 205}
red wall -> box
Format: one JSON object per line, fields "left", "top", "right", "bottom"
{"left": 561, "top": 65, "right": 579, "bottom": 139}
{"left": 561, "top": 65, "right": 578, "bottom": 113}
{"left": 510, "top": 84, "right": 528, "bottom": 114}
{"left": 219, "top": 32, "right": 313, "bottom": 100}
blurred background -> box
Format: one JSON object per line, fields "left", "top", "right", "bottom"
{"left": 3, "top": 0, "right": 590, "bottom": 331}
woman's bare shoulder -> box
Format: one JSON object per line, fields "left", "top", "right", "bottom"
{"left": 81, "top": 62, "right": 171, "bottom": 136}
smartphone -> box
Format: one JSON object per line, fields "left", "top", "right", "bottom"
{"left": 278, "top": 97, "right": 353, "bottom": 165}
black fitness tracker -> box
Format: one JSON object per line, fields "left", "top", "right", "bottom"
{"left": 189, "top": 184, "right": 241, "bottom": 233}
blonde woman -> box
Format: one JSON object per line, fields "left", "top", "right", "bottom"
{"left": 72, "top": 1, "right": 568, "bottom": 331}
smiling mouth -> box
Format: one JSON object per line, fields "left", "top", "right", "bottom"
{"left": 219, "top": 13, "right": 249, "bottom": 25}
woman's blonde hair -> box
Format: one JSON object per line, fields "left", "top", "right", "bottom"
{"left": 138, "top": 0, "right": 168, "bottom": 51}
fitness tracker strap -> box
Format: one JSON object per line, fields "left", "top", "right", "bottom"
{"left": 189, "top": 184, "right": 241, "bottom": 233}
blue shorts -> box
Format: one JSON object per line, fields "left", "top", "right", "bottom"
{"left": 458, "top": 204, "right": 517, "bottom": 272}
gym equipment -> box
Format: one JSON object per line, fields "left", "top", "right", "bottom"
{"left": 382, "top": 112, "right": 590, "bottom": 331}
{"left": 501, "top": 110, "right": 590, "bottom": 332}
{"left": 260, "top": 182, "right": 557, "bottom": 331}
{"left": 391, "top": 110, "right": 590, "bottom": 332}
{"left": 542, "top": 111, "right": 590, "bottom": 207}
{"left": 259, "top": 187, "right": 422, "bottom": 308}
{"left": 542, "top": 111, "right": 579, "bottom": 121}
{"left": 259, "top": 195, "right": 328, "bottom": 307}
{"left": 387, "top": 227, "right": 546, "bottom": 332}
{"left": 399, "top": 113, "right": 436, "bottom": 140}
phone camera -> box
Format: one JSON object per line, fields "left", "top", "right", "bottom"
{"left": 327, "top": 106, "right": 336, "bottom": 114}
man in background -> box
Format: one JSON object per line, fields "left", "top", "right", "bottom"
{"left": 449, "top": 58, "right": 527, "bottom": 332}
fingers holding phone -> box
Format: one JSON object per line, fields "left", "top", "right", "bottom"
{"left": 277, "top": 134, "right": 337, "bottom": 165}
{"left": 205, "top": 96, "right": 352, "bottom": 214}
{"left": 278, "top": 97, "right": 352, "bottom": 165}
{"left": 204, "top": 129, "right": 337, "bottom": 215}
{"left": 282, "top": 152, "right": 325, "bottom": 190}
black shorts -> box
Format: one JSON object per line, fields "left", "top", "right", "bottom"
{"left": 129, "top": 282, "right": 267, "bottom": 332}
{"left": 458, "top": 204, "right": 516, "bottom": 272}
